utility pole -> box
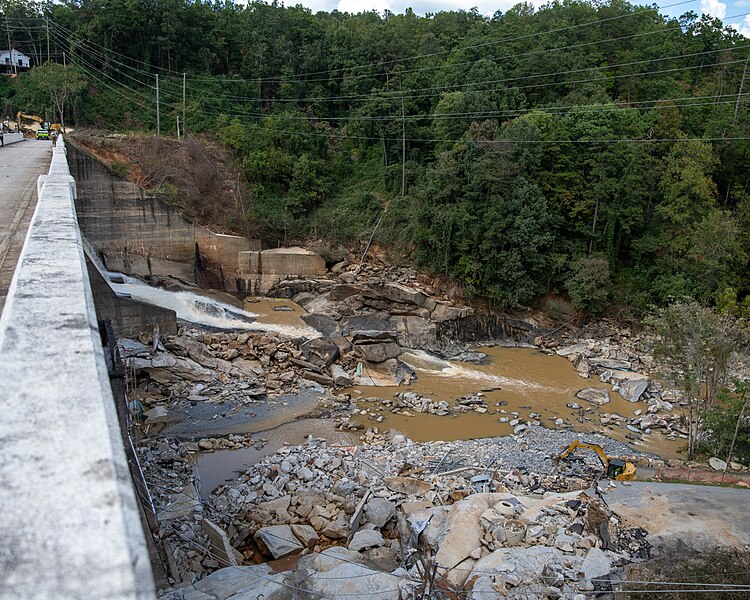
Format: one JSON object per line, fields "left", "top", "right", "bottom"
{"left": 176, "top": 116, "right": 180, "bottom": 142}
{"left": 156, "top": 74, "right": 160, "bottom": 138}
{"left": 5, "top": 16, "right": 16, "bottom": 76}
{"left": 400, "top": 92, "right": 406, "bottom": 199}
{"left": 182, "top": 72, "right": 186, "bottom": 140}
{"left": 733, "top": 56, "right": 749, "bottom": 125}
{"left": 46, "top": 18, "right": 50, "bottom": 64}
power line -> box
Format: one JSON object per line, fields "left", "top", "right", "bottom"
{"left": 58, "top": 19, "right": 749, "bottom": 113}
{"left": 156, "top": 44, "right": 750, "bottom": 106}
{"left": 48, "top": 26, "right": 156, "bottom": 89}
{"left": 60, "top": 53, "right": 750, "bottom": 143}
{"left": 160, "top": 57, "right": 750, "bottom": 108}
{"left": 155, "top": 95, "right": 747, "bottom": 125}
{"left": 47, "top": 0, "right": 699, "bottom": 84}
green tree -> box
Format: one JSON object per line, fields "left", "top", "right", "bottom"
{"left": 23, "top": 63, "right": 86, "bottom": 132}
{"left": 566, "top": 256, "right": 612, "bottom": 315}
{"left": 648, "top": 301, "right": 746, "bottom": 459}
{"left": 704, "top": 381, "right": 750, "bottom": 465}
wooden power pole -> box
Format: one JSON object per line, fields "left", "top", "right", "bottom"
{"left": 155, "top": 74, "right": 160, "bottom": 138}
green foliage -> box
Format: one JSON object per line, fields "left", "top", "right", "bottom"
{"left": 4, "top": 0, "right": 750, "bottom": 311}
{"left": 647, "top": 301, "right": 746, "bottom": 459}
{"left": 703, "top": 381, "right": 750, "bottom": 465}
{"left": 566, "top": 256, "right": 612, "bottom": 315}
{"left": 109, "top": 160, "right": 132, "bottom": 179}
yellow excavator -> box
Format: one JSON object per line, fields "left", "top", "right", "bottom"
{"left": 16, "top": 112, "right": 60, "bottom": 132}
{"left": 17, "top": 111, "right": 48, "bottom": 130}
{"left": 552, "top": 440, "right": 637, "bottom": 481}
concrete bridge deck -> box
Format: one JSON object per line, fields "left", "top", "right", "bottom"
{"left": 0, "top": 139, "right": 52, "bottom": 312}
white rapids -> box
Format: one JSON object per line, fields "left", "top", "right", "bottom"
{"left": 400, "top": 349, "right": 543, "bottom": 389}
{"left": 107, "top": 273, "right": 319, "bottom": 338}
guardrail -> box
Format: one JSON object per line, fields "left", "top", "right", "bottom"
{"left": 0, "top": 136, "right": 156, "bottom": 599}
{"left": 1, "top": 132, "right": 24, "bottom": 145}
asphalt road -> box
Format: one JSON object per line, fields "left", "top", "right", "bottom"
{"left": 0, "top": 139, "right": 52, "bottom": 313}
{"left": 603, "top": 481, "right": 750, "bottom": 552}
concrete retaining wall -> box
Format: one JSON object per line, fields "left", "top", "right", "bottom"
{"left": 2, "top": 132, "right": 24, "bottom": 145}
{"left": 0, "top": 137, "right": 156, "bottom": 599}
{"left": 68, "top": 144, "right": 260, "bottom": 292}
{"left": 239, "top": 247, "right": 327, "bottom": 294}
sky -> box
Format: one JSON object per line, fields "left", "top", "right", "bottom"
{"left": 279, "top": 0, "right": 750, "bottom": 37}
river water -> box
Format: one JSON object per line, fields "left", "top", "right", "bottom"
{"left": 350, "top": 346, "right": 680, "bottom": 458}
{"left": 107, "top": 273, "right": 319, "bottom": 337}
{"left": 108, "top": 276, "right": 681, "bottom": 495}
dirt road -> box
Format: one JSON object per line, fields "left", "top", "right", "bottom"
{"left": 0, "top": 140, "right": 52, "bottom": 313}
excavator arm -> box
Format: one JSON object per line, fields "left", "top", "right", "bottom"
{"left": 17, "top": 111, "right": 43, "bottom": 123}
{"left": 553, "top": 440, "right": 636, "bottom": 481}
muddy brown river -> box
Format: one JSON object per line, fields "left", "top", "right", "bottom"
{"left": 349, "top": 347, "right": 681, "bottom": 459}
{"left": 122, "top": 283, "right": 682, "bottom": 494}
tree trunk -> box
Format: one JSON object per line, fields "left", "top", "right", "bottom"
{"left": 725, "top": 391, "right": 749, "bottom": 468}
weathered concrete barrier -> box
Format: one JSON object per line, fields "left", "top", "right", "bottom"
{"left": 0, "top": 137, "right": 155, "bottom": 599}
{"left": 239, "top": 246, "right": 327, "bottom": 294}
{"left": 1, "top": 132, "right": 24, "bottom": 145}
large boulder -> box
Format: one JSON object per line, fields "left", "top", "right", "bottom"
{"left": 300, "top": 337, "right": 340, "bottom": 368}
{"left": 590, "top": 358, "right": 632, "bottom": 370}
{"left": 329, "top": 284, "right": 361, "bottom": 301}
{"left": 193, "top": 564, "right": 291, "bottom": 600}
{"left": 201, "top": 519, "right": 238, "bottom": 568}
{"left": 582, "top": 547, "right": 612, "bottom": 580}
{"left": 353, "top": 358, "right": 401, "bottom": 386}
{"left": 576, "top": 387, "right": 610, "bottom": 406}
{"left": 331, "top": 365, "right": 354, "bottom": 387}
{"left": 301, "top": 313, "right": 341, "bottom": 336}
{"left": 254, "top": 525, "right": 304, "bottom": 559}
{"left": 611, "top": 373, "right": 649, "bottom": 403}
{"left": 296, "top": 563, "right": 407, "bottom": 600}
{"left": 471, "top": 546, "right": 567, "bottom": 580}
{"left": 348, "top": 529, "right": 386, "bottom": 552}
{"left": 290, "top": 524, "right": 319, "bottom": 549}
{"left": 356, "top": 342, "right": 402, "bottom": 364}
{"left": 344, "top": 313, "right": 394, "bottom": 333}
{"left": 430, "top": 302, "right": 472, "bottom": 322}
{"left": 380, "top": 282, "right": 429, "bottom": 307}
{"left": 392, "top": 315, "right": 437, "bottom": 349}
{"left": 434, "top": 494, "right": 503, "bottom": 570}
{"left": 365, "top": 497, "right": 397, "bottom": 528}
{"left": 384, "top": 476, "right": 431, "bottom": 496}
{"left": 557, "top": 343, "right": 594, "bottom": 358}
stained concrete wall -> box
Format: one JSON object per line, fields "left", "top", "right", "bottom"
{"left": 68, "top": 143, "right": 260, "bottom": 292}
{"left": 0, "top": 137, "right": 156, "bottom": 599}
{"left": 1, "top": 132, "right": 24, "bottom": 145}
{"left": 238, "top": 246, "right": 327, "bottom": 294}
{"left": 86, "top": 254, "right": 178, "bottom": 339}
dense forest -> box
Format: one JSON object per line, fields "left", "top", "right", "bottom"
{"left": 2, "top": 0, "right": 750, "bottom": 314}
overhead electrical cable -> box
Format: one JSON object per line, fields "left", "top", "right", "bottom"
{"left": 48, "top": 0, "right": 699, "bottom": 84}
{"left": 154, "top": 42, "right": 750, "bottom": 105}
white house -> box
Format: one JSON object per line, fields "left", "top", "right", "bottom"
{"left": 1, "top": 49, "right": 31, "bottom": 74}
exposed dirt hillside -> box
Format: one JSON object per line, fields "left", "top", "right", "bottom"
{"left": 70, "top": 130, "right": 247, "bottom": 235}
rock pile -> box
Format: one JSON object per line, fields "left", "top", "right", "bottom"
{"left": 540, "top": 327, "right": 688, "bottom": 444}
{"left": 157, "top": 430, "right": 650, "bottom": 599}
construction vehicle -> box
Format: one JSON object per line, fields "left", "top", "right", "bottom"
{"left": 16, "top": 112, "right": 50, "bottom": 132}
{"left": 552, "top": 440, "right": 637, "bottom": 481}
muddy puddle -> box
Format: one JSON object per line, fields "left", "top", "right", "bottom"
{"left": 350, "top": 347, "right": 681, "bottom": 458}
{"left": 191, "top": 418, "right": 357, "bottom": 498}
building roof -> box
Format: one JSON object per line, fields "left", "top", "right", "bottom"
{"left": 0, "top": 49, "right": 31, "bottom": 60}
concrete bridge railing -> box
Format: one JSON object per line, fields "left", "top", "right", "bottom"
{"left": 0, "top": 137, "right": 155, "bottom": 599}
{"left": 1, "top": 132, "right": 24, "bottom": 145}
